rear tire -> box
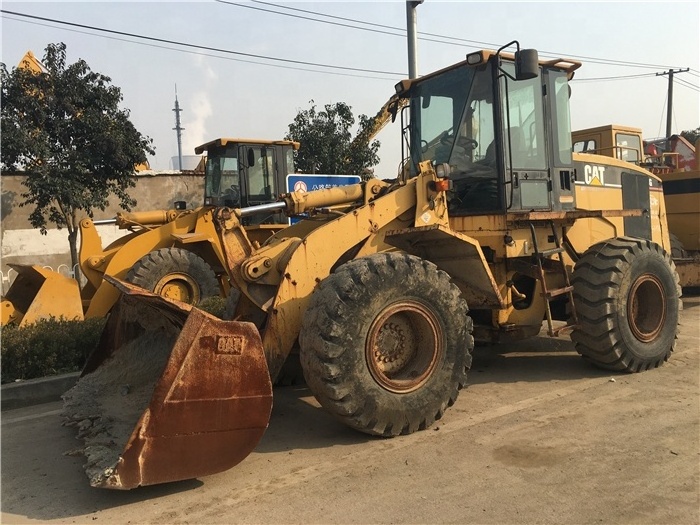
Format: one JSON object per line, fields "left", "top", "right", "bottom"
{"left": 126, "top": 247, "right": 219, "bottom": 306}
{"left": 571, "top": 237, "right": 681, "bottom": 372}
{"left": 669, "top": 233, "right": 688, "bottom": 259}
{"left": 299, "top": 253, "right": 473, "bottom": 437}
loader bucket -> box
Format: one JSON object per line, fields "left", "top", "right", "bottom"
{"left": 62, "top": 278, "right": 273, "bottom": 490}
{"left": 1, "top": 264, "right": 83, "bottom": 326}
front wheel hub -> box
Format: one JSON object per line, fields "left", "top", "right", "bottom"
{"left": 366, "top": 300, "right": 443, "bottom": 394}
{"left": 154, "top": 273, "right": 200, "bottom": 304}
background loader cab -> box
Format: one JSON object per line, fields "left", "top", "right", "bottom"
{"left": 197, "top": 138, "right": 299, "bottom": 222}
{"left": 1, "top": 138, "right": 299, "bottom": 326}
{"left": 572, "top": 124, "right": 645, "bottom": 165}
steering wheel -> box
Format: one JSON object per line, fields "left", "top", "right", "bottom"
{"left": 439, "top": 130, "right": 453, "bottom": 144}
{"left": 457, "top": 137, "right": 478, "bottom": 150}
{"left": 224, "top": 185, "right": 241, "bottom": 203}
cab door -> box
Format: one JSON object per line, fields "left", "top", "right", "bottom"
{"left": 240, "top": 145, "right": 278, "bottom": 208}
{"left": 498, "top": 62, "right": 551, "bottom": 212}
{"left": 543, "top": 69, "right": 576, "bottom": 212}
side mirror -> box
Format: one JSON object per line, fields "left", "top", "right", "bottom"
{"left": 515, "top": 49, "right": 539, "bottom": 80}
{"left": 247, "top": 149, "right": 256, "bottom": 167}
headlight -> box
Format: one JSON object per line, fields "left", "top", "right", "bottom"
{"left": 435, "top": 163, "right": 451, "bottom": 179}
{"left": 466, "top": 51, "right": 484, "bottom": 65}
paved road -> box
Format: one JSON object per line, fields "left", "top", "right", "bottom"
{"left": 2, "top": 297, "right": 699, "bottom": 524}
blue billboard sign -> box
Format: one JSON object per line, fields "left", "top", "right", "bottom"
{"left": 285, "top": 174, "right": 362, "bottom": 223}
{"left": 286, "top": 174, "right": 362, "bottom": 194}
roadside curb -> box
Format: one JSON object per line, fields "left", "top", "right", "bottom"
{"left": 1, "top": 372, "right": 79, "bottom": 411}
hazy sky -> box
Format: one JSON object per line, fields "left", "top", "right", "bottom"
{"left": 2, "top": 1, "right": 699, "bottom": 177}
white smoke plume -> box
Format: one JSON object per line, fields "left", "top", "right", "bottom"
{"left": 181, "top": 56, "right": 217, "bottom": 156}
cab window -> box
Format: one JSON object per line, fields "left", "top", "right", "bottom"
{"left": 573, "top": 139, "right": 597, "bottom": 153}
{"left": 500, "top": 63, "right": 547, "bottom": 170}
{"left": 205, "top": 146, "right": 240, "bottom": 205}
{"left": 616, "top": 132, "right": 641, "bottom": 163}
{"left": 549, "top": 71, "right": 573, "bottom": 166}
{"left": 286, "top": 148, "right": 295, "bottom": 175}
{"left": 246, "top": 146, "right": 275, "bottom": 202}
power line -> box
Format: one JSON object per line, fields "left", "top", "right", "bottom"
{"left": 675, "top": 77, "right": 700, "bottom": 92}
{"left": 572, "top": 71, "right": 699, "bottom": 90}
{"left": 251, "top": 0, "right": 409, "bottom": 32}
{"left": 2, "top": 15, "right": 397, "bottom": 81}
{"left": 217, "top": 0, "right": 405, "bottom": 39}
{"left": 3, "top": 6, "right": 694, "bottom": 84}
{"left": 572, "top": 72, "right": 658, "bottom": 83}
{"left": 656, "top": 89, "right": 667, "bottom": 138}
{"left": 0, "top": 9, "right": 405, "bottom": 77}
{"left": 226, "top": 0, "right": 688, "bottom": 71}
{"left": 245, "top": 0, "right": 499, "bottom": 49}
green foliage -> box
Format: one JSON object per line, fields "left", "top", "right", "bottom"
{"left": 198, "top": 295, "right": 227, "bottom": 319}
{"left": 1, "top": 42, "right": 154, "bottom": 267}
{"left": 285, "top": 100, "right": 380, "bottom": 178}
{"left": 1, "top": 317, "right": 106, "bottom": 383}
{"left": 680, "top": 127, "right": 699, "bottom": 145}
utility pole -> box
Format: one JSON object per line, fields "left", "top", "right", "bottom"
{"left": 405, "top": 1, "right": 424, "bottom": 79}
{"left": 656, "top": 68, "right": 690, "bottom": 138}
{"left": 172, "top": 85, "right": 185, "bottom": 171}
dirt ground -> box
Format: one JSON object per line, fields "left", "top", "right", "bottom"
{"left": 2, "top": 296, "right": 699, "bottom": 524}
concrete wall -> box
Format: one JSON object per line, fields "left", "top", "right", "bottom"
{"left": 1, "top": 172, "right": 205, "bottom": 293}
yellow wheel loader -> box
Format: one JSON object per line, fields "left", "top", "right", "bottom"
{"left": 0, "top": 138, "right": 298, "bottom": 327}
{"left": 63, "top": 42, "right": 681, "bottom": 490}
{"left": 572, "top": 125, "right": 700, "bottom": 288}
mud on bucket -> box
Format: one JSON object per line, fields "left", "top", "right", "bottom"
{"left": 62, "top": 278, "right": 273, "bottom": 490}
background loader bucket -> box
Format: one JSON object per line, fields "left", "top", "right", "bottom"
{"left": 1, "top": 264, "right": 83, "bottom": 326}
{"left": 62, "top": 279, "right": 273, "bottom": 490}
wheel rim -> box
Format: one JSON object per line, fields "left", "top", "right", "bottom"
{"left": 153, "top": 272, "right": 200, "bottom": 304}
{"left": 365, "top": 300, "right": 443, "bottom": 394}
{"left": 627, "top": 273, "right": 666, "bottom": 343}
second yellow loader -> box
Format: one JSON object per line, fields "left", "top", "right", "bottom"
{"left": 1, "top": 138, "right": 299, "bottom": 326}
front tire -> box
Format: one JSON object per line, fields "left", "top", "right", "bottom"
{"left": 571, "top": 237, "right": 681, "bottom": 372}
{"left": 126, "top": 247, "right": 219, "bottom": 305}
{"left": 299, "top": 253, "right": 473, "bottom": 437}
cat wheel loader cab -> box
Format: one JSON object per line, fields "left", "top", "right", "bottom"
{"left": 65, "top": 42, "right": 681, "bottom": 490}
{"left": 1, "top": 138, "right": 297, "bottom": 327}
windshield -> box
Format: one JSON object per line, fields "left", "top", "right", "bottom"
{"left": 407, "top": 63, "right": 500, "bottom": 212}
{"left": 409, "top": 64, "right": 496, "bottom": 171}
